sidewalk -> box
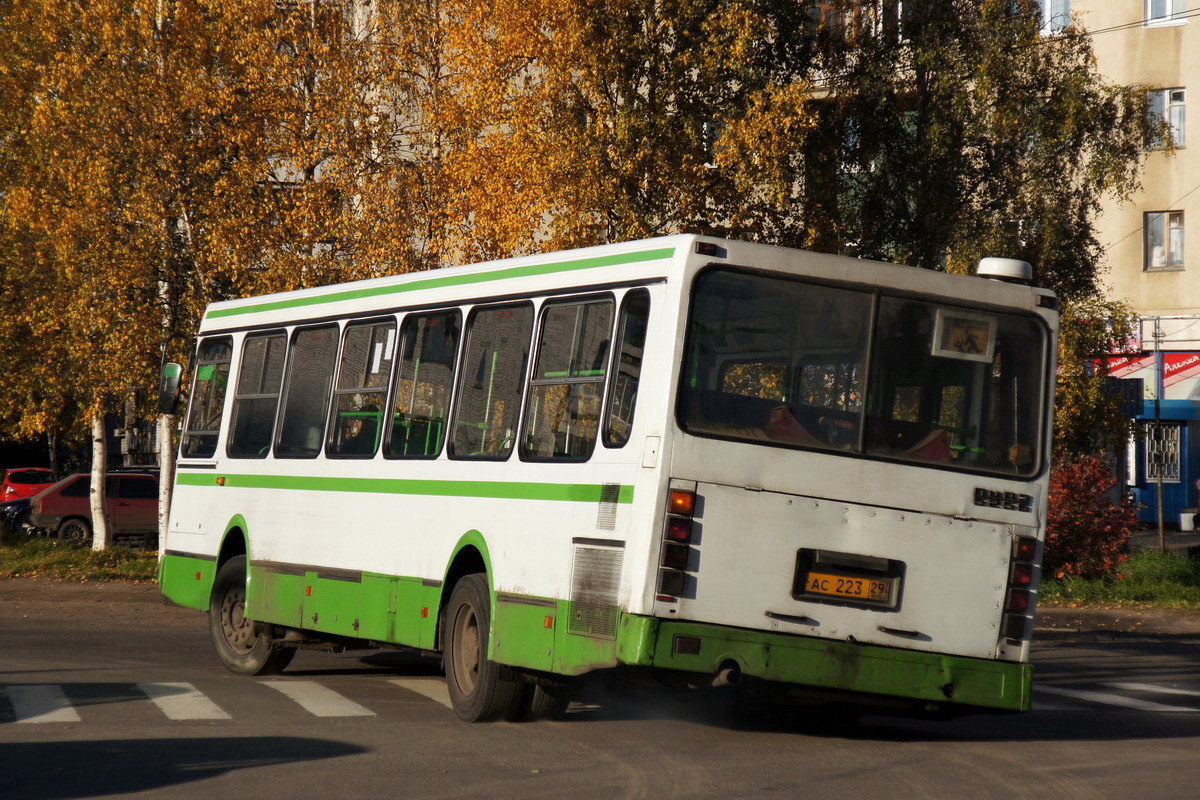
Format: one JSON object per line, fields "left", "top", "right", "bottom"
{"left": 1036, "top": 605, "right": 1200, "bottom": 639}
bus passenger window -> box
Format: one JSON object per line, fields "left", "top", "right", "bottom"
{"left": 328, "top": 320, "right": 395, "bottom": 458}
{"left": 182, "top": 337, "right": 232, "bottom": 459}
{"left": 385, "top": 311, "right": 461, "bottom": 459}
{"left": 228, "top": 333, "right": 286, "bottom": 458}
{"left": 451, "top": 304, "right": 532, "bottom": 460}
{"left": 522, "top": 298, "right": 614, "bottom": 460}
{"left": 604, "top": 290, "right": 650, "bottom": 448}
{"left": 276, "top": 325, "right": 339, "bottom": 458}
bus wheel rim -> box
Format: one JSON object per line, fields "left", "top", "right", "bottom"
{"left": 220, "top": 584, "right": 255, "bottom": 654}
{"left": 452, "top": 604, "right": 481, "bottom": 696}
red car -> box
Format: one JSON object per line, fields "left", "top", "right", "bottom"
{"left": 28, "top": 472, "right": 159, "bottom": 547}
{"left": 1, "top": 468, "right": 56, "bottom": 503}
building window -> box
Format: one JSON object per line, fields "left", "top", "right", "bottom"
{"left": 1149, "top": 88, "right": 1186, "bottom": 148}
{"left": 1041, "top": 0, "right": 1070, "bottom": 33}
{"left": 1145, "top": 211, "right": 1185, "bottom": 270}
{"left": 1146, "top": 0, "right": 1186, "bottom": 25}
{"left": 1145, "top": 423, "right": 1181, "bottom": 483}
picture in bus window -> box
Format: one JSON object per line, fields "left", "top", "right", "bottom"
{"left": 387, "top": 310, "right": 461, "bottom": 458}
{"left": 451, "top": 304, "right": 532, "bottom": 459}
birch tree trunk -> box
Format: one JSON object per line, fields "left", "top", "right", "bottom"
{"left": 157, "top": 413, "right": 175, "bottom": 559}
{"left": 90, "top": 413, "right": 112, "bottom": 550}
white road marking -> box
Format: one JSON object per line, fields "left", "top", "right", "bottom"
{"left": 6, "top": 685, "right": 81, "bottom": 723}
{"left": 137, "top": 682, "right": 230, "bottom": 720}
{"left": 1038, "top": 685, "right": 1199, "bottom": 713}
{"left": 1105, "top": 681, "right": 1200, "bottom": 698}
{"left": 261, "top": 680, "right": 375, "bottom": 717}
{"left": 389, "top": 677, "right": 453, "bottom": 708}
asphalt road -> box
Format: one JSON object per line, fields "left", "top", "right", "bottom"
{"left": 3, "top": 580, "right": 1200, "bottom": 799}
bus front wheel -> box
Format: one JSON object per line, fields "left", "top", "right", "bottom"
{"left": 209, "top": 555, "right": 295, "bottom": 676}
{"left": 444, "top": 573, "right": 522, "bottom": 722}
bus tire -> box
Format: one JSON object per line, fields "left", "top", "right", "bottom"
{"left": 444, "top": 573, "right": 522, "bottom": 722}
{"left": 209, "top": 555, "right": 295, "bottom": 676}
{"left": 524, "top": 683, "right": 570, "bottom": 721}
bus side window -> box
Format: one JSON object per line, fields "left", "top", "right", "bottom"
{"left": 181, "top": 337, "right": 233, "bottom": 459}
{"left": 328, "top": 319, "right": 396, "bottom": 458}
{"left": 386, "top": 310, "right": 461, "bottom": 459}
{"left": 450, "top": 304, "right": 533, "bottom": 460}
{"left": 276, "top": 325, "right": 339, "bottom": 459}
{"left": 522, "top": 298, "right": 614, "bottom": 460}
{"left": 228, "top": 332, "right": 287, "bottom": 459}
{"left": 603, "top": 290, "right": 650, "bottom": 448}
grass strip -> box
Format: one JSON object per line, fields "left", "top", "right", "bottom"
{"left": 1040, "top": 548, "right": 1200, "bottom": 610}
{"left": 0, "top": 530, "right": 157, "bottom": 582}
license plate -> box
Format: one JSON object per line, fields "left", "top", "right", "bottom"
{"left": 802, "top": 570, "right": 894, "bottom": 604}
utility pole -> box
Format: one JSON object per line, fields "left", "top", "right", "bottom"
{"left": 1153, "top": 317, "right": 1166, "bottom": 552}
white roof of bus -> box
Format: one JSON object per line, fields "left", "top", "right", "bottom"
{"left": 198, "top": 235, "right": 696, "bottom": 332}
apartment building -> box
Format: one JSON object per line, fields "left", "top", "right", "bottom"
{"left": 1075, "top": 1, "right": 1200, "bottom": 523}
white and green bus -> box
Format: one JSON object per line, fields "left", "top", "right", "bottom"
{"left": 159, "top": 235, "right": 1057, "bottom": 721}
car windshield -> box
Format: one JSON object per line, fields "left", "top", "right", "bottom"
{"left": 679, "top": 269, "right": 1048, "bottom": 477}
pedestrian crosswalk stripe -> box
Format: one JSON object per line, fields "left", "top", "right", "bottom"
{"left": 138, "top": 682, "right": 230, "bottom": 720}
{"left": 1038, "top": 685, "right": 1199, "bottom": 713}
{"left": 261, "top": 680, "right": 375, "bottom": 717}
{"left": 1105, "top": 681, "right": 1200, "bottom": 699}
{"left": 389, "top": 677, "right": 453, "bottom": 709}
{"left": 6, "top": 685, "right": 81, "bottom": 724}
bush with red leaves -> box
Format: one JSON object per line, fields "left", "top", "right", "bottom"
{"left": 1044, "top": 454, "right": 1138, "bottom": 579}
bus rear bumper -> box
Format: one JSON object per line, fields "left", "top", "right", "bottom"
{"left": 618, "top": 616, "right": 1031, "bottom": 712}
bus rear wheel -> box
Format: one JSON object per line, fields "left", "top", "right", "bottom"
{"left": 444, "top": 573, "right": 522, "bottom": 722}
{"left": 209, "top": 555, "right": 295, "bottom": 676}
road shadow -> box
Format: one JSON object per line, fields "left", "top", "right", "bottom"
{"left": 0, "top": 736, "right": 365, "bottom": 799}
{"left": 548, "top": 675, "right": 1200, "bottom": 744}
{"left": 281, "top": 649, "right": 442, "bottom": 678}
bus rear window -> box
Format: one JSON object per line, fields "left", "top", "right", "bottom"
{"left": 679, "top": 269, "right": 1047, "bottom": 477}
{"left": 680, "top": 270, "right": 870, "bottom": 453}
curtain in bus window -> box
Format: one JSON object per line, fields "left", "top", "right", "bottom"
{"left": 604, "top": 290, "right": 650, "bottom": 448}
{"left": 386, "top": 311, "right": 461, "bottom": 458}
{"left": 679, "top": 270, "right": 870, "bottom": 452}
{"left": 522, "top": 299, "right": 614, "bottom": 460}
{"left": 182, "top": 337, "right": 232, "bottom": 458}
{"left": 276, "top": 326, "right": 339, "bottom": 458}
{"left": 228, "top": 333, "right": 287, "bottom": 458}
{"left": 452, "top": 305, "right": 532, "bottom": 459}
{"left": 328, "top": 321, "right": 395, "bottom": 458}
{"left": 864, "top": 298, "right": 1044, "bottom": 476}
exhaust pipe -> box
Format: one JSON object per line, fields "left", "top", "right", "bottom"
{"left": 712, "top": 661, "right": 742, "bottom": 688}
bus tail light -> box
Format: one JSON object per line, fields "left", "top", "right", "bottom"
{"left": 1001, "top": 614, "right": 1027, "bottom": 639}
{"left": 665, "top": 517, "right": 692, "bottom": 543}
{"left": 1009, "top": 561, "right": 1033, "bottom": 587}
{"left": 668, "top": 489, "right": 695, "bottom": 516}
{"left": 659, "top": 486, "right": 697, "bottom": 599}
{"left": 1005, "top": 588, "right": 1029, "bottom": 615}
{"left": 1013, "top": 536, "right": 1037, "bottom": 561}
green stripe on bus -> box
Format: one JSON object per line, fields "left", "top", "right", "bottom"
{"left": 176, "top": 472, "right": 634, "bottom": 503}
{"left": 206, "top": 247, "right": 675, "bottom": 319}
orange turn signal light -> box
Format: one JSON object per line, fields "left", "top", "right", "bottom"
{"left": 669, "top": 489, "right": 695, "bottom": 517}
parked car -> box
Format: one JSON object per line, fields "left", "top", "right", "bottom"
{"left": 1, "top": 468, "right": 55, "bottom": 503}
{"left": 27, "top": 472, "right": 159, "bottom": 548}
{"left": 1, "top": 496, "right": 32, "bottom": 533}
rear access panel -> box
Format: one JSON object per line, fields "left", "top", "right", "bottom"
{"left": 669, "top": 482, "right": 1014, "bottom": 660}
